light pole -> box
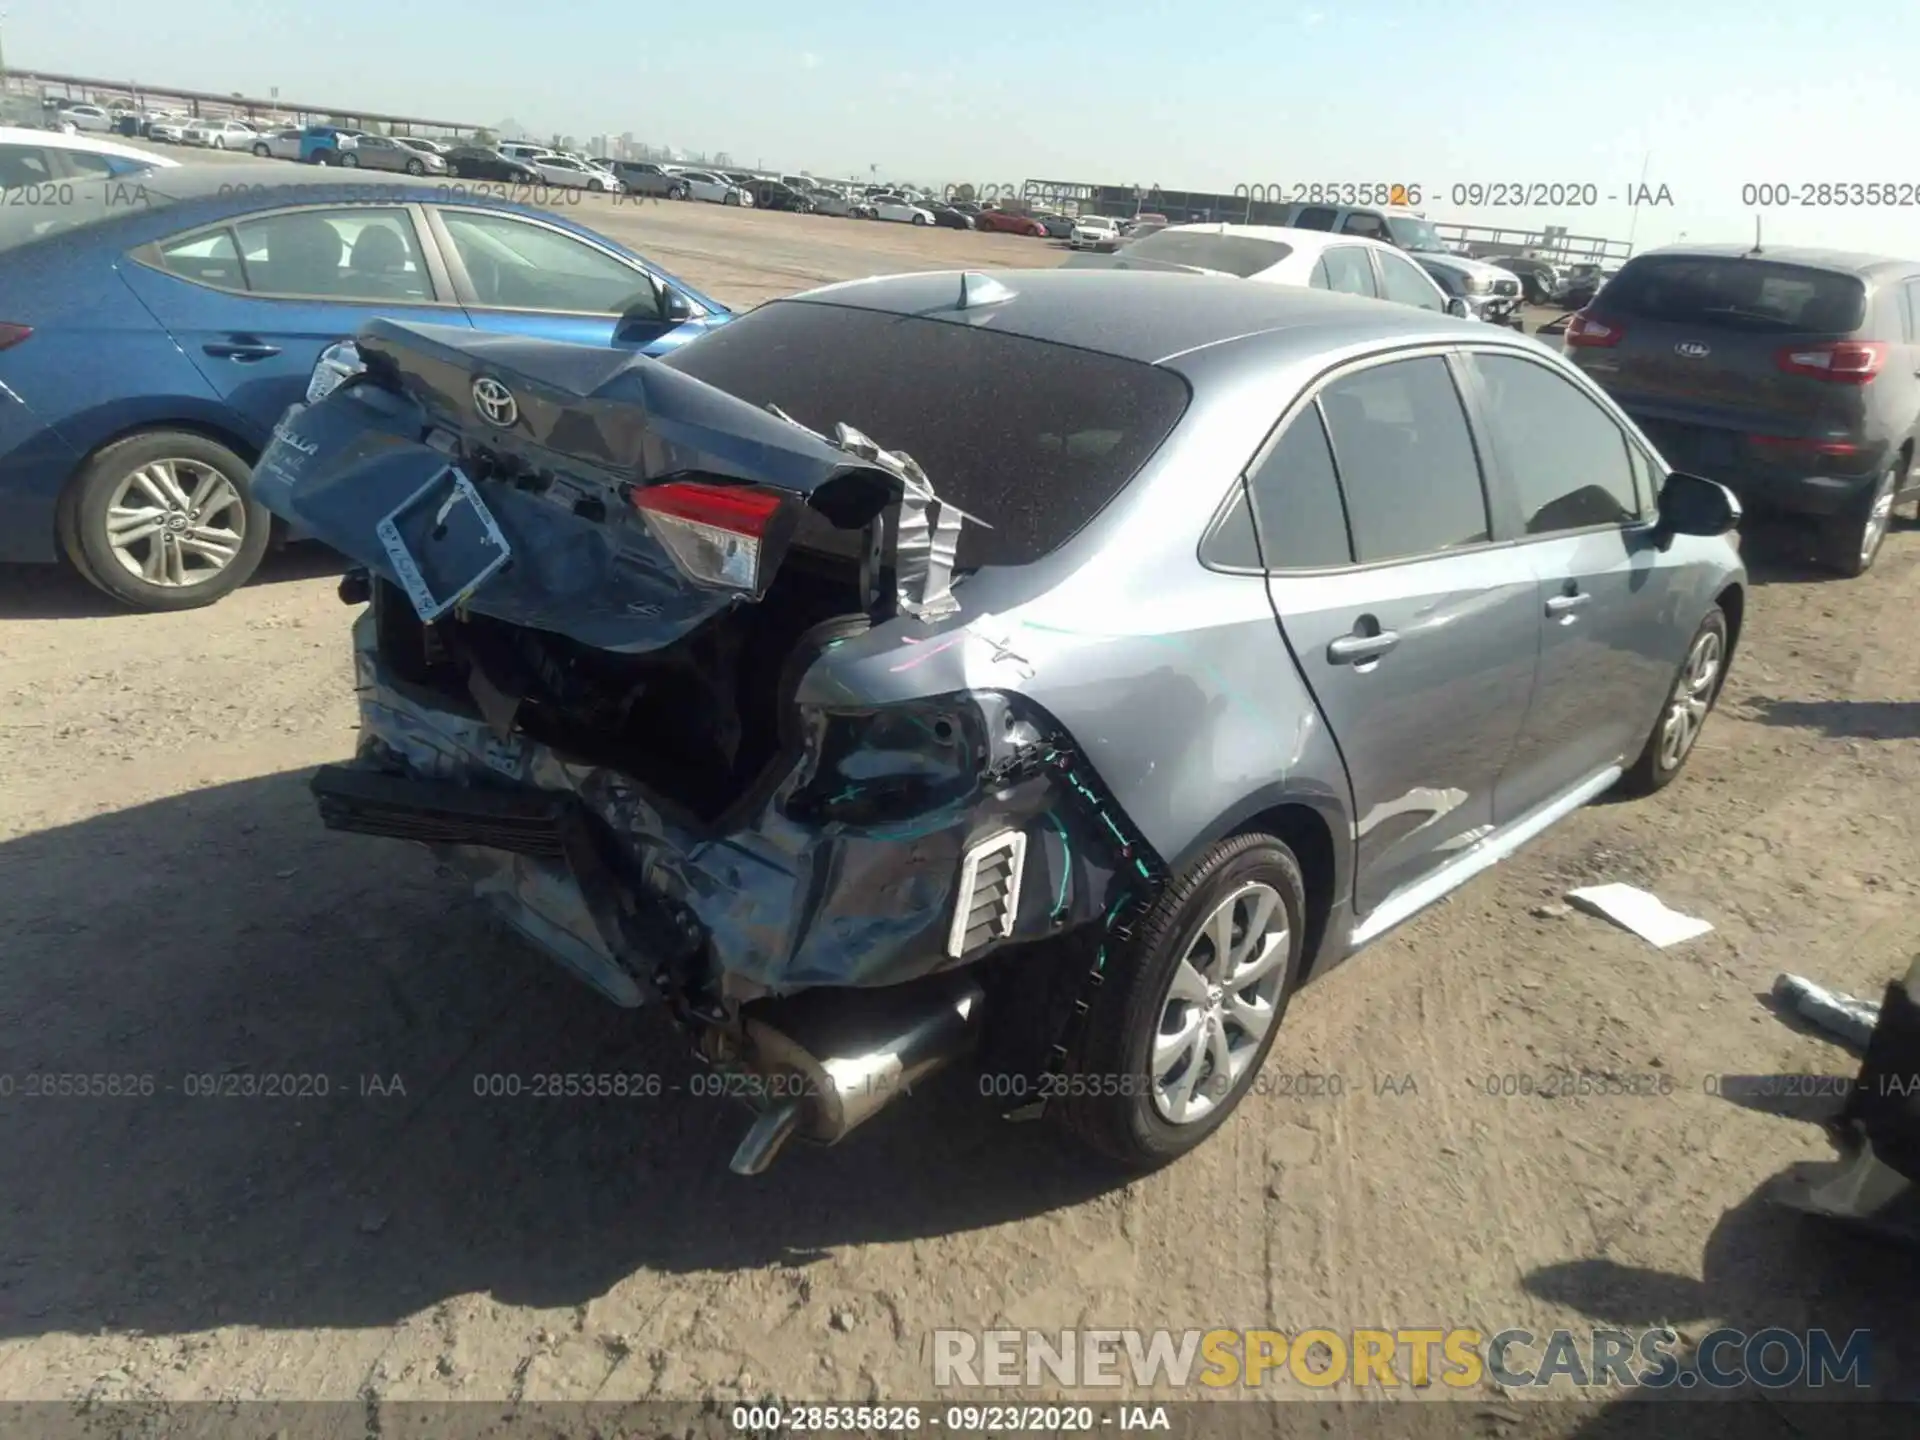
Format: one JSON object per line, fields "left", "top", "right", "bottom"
{"left": 1, "top": 11, "right": 11, "bottom": 86}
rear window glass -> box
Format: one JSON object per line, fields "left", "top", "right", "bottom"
{"left": 0, "top": 177, "right": 173, "bottom": 253}
{"left": 1120, "top": 230, "right": 1292, "bottom": 277}
{"left": 1600, "top": 257, "right": 1867, "bottom": 333}
{"left": 660, "top": 300, "right": 1192, "bottom": 568}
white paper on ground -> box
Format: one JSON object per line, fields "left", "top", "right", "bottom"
{"left": 1564, "top": 883, "right": 1714, "bottom": 948}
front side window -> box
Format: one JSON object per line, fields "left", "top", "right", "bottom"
{"left": 1292, "top": 205, "right": 1337, "bottom": 231}
{"left": 1318, "top": 357, "right": 1489, "bottom": 563}
{"left": 439, "top": 209, "right": 654, "bottom": 315}
{"left": 1465, "top": 353, "right": 1640, "bottom": 533}
{"left": 232, "top": 207, "right": 432, "bottom": 302}
{"left": 0, "top": 144, "right": 54, "bottom": 190}
{"left": 1378, "top": 251, "right": 1445, "bottom": 311}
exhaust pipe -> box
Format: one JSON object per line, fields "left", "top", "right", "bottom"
{"left": 724, "top": 970, "right": 985, "bottom": 1175}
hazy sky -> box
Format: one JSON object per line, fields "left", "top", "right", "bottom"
{"left": 14, "top": 0, "right": 1920, "bottom": 253}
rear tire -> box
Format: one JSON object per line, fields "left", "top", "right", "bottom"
{"left": 65, "top": 431, "right": 269, "bottom": 613}
{"left": 1819, "top": 461, "right": 1901, "bottom": 576}
{"left": 1051, "top": 832, "right": 1307, "bottom": 1170}
{"left": 1617, "top": 605, "right": 1729, "bottom": 797}
{"left": 251, "top": 142, "right": 270, "bottom": 157}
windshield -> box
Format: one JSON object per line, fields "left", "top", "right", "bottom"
{"left": 660, "top": 300, "right": 1191, "bottom": 568}
{"left": 1599, "top": 256, "right": 1867, "bottom": 332}
{"left": 1121, "top": 230, "right": 1291, "bottom": 277}
{"left": 0, "top": 176, "right": 174, "bottom": 252}
{"left": 1385, "top": 215, "right": 1448, "bottom": 252}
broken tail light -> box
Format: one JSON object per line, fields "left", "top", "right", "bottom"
{"left": 628, "top": 479, "right": 787, "bottom": 592}
{"left": 1775, "top": 341, "right": 1886, "bottom": 384}
{"left": 1563, "top": 312, "right": 1623, "bottom": 347}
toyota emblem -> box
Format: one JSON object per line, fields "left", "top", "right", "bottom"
{"left": 1674, "top": 341, "right": 1711, "bottom": 359}
{"left": 472, "top": 376, "right": 518, "bottom": 427}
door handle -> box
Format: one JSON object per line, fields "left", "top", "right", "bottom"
{"left": 203, "top": 339, "right": 282, "bottom": 361}
{"left": 1327, "top": 629, "right": 1401, "bottom": 664}
{"left": 1545, "top": 591, "right": 1590, "bottom": 618}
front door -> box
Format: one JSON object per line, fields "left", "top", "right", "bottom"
{"left": 1256, "top": 355, "right": 1541, "bottom": 916}
{"left": 424, "top": 206, "right": 715, "bottom": 356}
{"left": 1457, "top": 349, "right": 1687, "bottom": 821}
{"left": 118, "top": 204, "right": 470, "bottom": 446}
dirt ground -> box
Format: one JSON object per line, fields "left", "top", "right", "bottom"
{"left": 2, "top": 186, "right": 1918, "bottom": 1425}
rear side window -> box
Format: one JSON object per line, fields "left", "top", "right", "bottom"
{"left": 157, "top": 228, "right": 246, "bottom": 288}
{"left": 1245, "top": 403, "right": 1353, "bottom": 568}
{"left": 1120, "top": 230, "right": 1292, "bottom": 277}
{"left": 0, "top": 144, "right": 53, "bottom": 189}
{"left": 661, "top": 300, "right": 1191, "bottom": 569}
{"left": 1466, "top": 353, "right": 1639, "bottom": 533}
{"left": 1318, "top": 358, "right": 1489, "bottom": 562}
{"left": 1600, "top": 256, "right": 1867, "bottom": 333}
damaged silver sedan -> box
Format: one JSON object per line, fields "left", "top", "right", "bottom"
{"left": 254, "top": 269, "right": 1746, "bottom": 1174}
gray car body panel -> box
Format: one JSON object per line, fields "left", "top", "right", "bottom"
{"left": 267, "top": 270, "right": 1745, "bottom": 1001}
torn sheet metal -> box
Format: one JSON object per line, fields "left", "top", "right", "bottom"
{"left": 1770, "top": 956, "right": 1920, "bottom": 1246}
{"left": 336, "top": 608, "right": 1138, "bottom": 999}
{"left": 765, "top": 404, "right": 987, "bottom": 621}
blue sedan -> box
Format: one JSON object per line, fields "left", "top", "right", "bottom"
{"left": 0, "top": 162, "right": 732, "bottom": 610}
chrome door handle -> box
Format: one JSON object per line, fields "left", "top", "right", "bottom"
{"left": 1327, "top": 630, "right": 1401, "bottom": 663}
{"left": 204, "top": 340, "right": 282, "bottom": 361}
{"left": 1545, "top": 592, "right": 1590, "bottom": 617}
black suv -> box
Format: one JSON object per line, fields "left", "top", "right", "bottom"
{"left": 1565, "top": 244, "right": 1920, "bottom": 575}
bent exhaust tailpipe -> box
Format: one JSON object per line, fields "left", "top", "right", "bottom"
{"left": 726, "top": 970, "right": 985, "bottom": 1175}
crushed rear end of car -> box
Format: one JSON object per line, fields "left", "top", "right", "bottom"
{"left": 254, "top": 316, "right": 1168, "bottom": 1171}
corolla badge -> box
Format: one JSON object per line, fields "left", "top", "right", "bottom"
{"left": 1675, "top": 341, "right": 1712, "bottom": 359}
{"left": 472, "top": 376, "right": 518, "bottom": 427}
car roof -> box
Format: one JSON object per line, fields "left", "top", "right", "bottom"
{"left": 117, "top": 161, "right": 424, "bottom": 203}
{"left": 1629, "top": 242, "right": 1918, "bottom": 276}
{"left": 1146, "top": 222, "right": 1398, "bottom": 257}
{"left": 785, "top": 267, "right": 1486, "bottom": 365}
{"left": 0, "top": 126, "right": 181, "bottom": 166}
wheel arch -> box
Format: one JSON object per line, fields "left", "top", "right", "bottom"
{"left": 1715, "top": 579, "right": 1745, "bottom": 663}
{"left": 1165, "top": 787, "right": 1352, "bottom": 984}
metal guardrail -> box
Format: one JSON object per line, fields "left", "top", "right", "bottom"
{"left": 1012, "top": 178, "right": 1635, "bottom": 263}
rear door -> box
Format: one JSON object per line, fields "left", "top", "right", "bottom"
{"left": 117, "top": 203, "right": 470, "bottom": 443}
{"left": 1566, "top": 254, "right": 1877, "bottom": 475}
{"left": 1457, "top": 349, "right": 1682, "bottom": 821}
{"left": 1258, "top": 353, "right": 1541, "bottom": 916}
{"left": 1310, "top": 245, "right": 1380, "bottom": 299}
{"left": 423, "top": 205, "right": 714, "bottom": 355}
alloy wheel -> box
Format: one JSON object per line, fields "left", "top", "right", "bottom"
{"left": 103, "top": 458, "right": 247, "bottom": 588}
{"left": 1150, "top": 882, "right": 1290, "bottom": 1125}
{"left": 1658, "top": 628, "right": 1722, "bottom": 771}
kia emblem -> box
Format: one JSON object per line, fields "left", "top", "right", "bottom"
{"left": 1674, "top": 341, "right": 1711, "bottom": 359}
{"left": 472, "top": 376, "right": 518, "bottom": 428}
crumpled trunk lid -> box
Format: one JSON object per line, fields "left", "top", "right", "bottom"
{"left": 251, "top": 317, "right": 901, "bottom": 654}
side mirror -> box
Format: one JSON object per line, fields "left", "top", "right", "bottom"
{"left": 1445, "top": 297, "right": 1471, "bottom": 319}
{"left": 659, "top": 284, "right": 695, "bottom": 323}
{"left": 1655, "top": 471, "right": 1741, "bottom": 544}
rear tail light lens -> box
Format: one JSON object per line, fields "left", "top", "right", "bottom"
{"left": 1775, "top": 340, "right": 1886, "bottom": 383}
{"left": 1747, "top": 435, "right": 1861, "bottom": 456}
{"left": 1563, "top": 312, "right": 1623, "bottom": 347}
{"left": 628, "top": 479, "right": 785, "bottom": 591}
{"left": 0, "top": 323, "right": 32, "bottom": 351}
